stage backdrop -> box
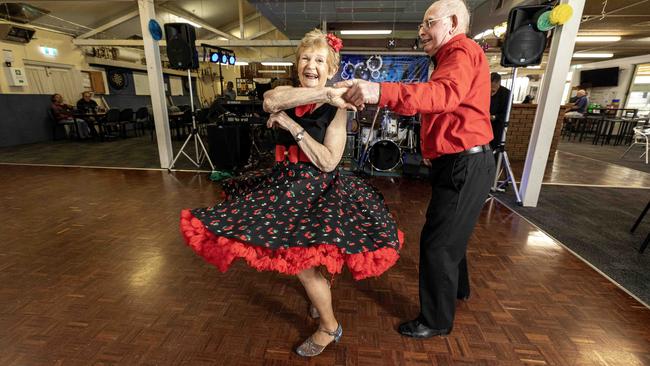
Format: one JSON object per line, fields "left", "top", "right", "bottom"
{"left": 332, "top": 54, "right": 430, "bottom": 84}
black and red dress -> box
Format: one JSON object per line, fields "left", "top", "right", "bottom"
{"left": 180, "top": 104, "right": 403, "bottom": 280}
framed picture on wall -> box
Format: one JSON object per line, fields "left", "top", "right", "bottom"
{"left": 236, "top": 78, "right": 254, "bottom": 97}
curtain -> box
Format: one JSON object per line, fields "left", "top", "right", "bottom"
{"left": 49, "top": 68, "right": 78, "bottom": 105}
{"left": 25, "top": 66, "right": 52, "bottom": 95}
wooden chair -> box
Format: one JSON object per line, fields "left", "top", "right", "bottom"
{"left": 48, "top": 107, "right": 78, "bottom": 140}
{"left": 118, "top": 108, "right": 135, "bottom": 137}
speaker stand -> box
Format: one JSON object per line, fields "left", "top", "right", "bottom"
{"left": 169, "top": 69, "right": 215, "bottom": 171}
{"left": 356, "top": 106, "right": 382, "bottom": 175}
{"left": 491, "top": 67, "right": 522, "bottom": 205}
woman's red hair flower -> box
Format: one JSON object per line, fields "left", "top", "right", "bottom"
{"left": 326, "top": 33, "right": 343, "bottom": 52}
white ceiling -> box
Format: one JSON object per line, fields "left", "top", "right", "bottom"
{"left": 2, "top": 0, "right": 649, "bottom": 64}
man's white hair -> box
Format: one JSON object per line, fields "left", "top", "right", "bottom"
{"left": 427, "top": 0, "right": 470, "bottom": 34}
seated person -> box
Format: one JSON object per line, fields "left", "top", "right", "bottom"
{"left": 51, "top": 93, "right": 90, "bottom": 139}
{"left": 76, "top": 91, "right": 100, "bottom": 136}
{"left": 566, "top": 90, "right": 588, "bottom": 117}
{"left": 223, "top": 81, "right": 236, "bottom": 100}
{"left": 76, "top": 91, "right": 98, "bottom": 112}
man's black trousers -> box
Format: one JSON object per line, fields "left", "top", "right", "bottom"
{"left": 419, "top": 149, "right": 495, "bottom": 330}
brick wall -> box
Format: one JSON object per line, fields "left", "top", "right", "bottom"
{"left": 505, "top": 104, "right": 567, "bottom": 161}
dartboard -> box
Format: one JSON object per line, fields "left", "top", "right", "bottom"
{"left": 108, "top": 70, "right": 127, "bottom": 90}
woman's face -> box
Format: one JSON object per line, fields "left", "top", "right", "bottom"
{"left": 297, "top": 46, "right": 333, "bottom": 88}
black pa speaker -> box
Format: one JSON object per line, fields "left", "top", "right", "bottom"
{"left": 164, "top": 23, "right": 199, "bottom": 70}
{"left": 500, "top": 5, "right": 553, "bottom": 67}
{"left": 207, "top": 124, "right": 251, "bottom": 170}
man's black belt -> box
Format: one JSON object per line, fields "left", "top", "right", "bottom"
{"left": 458, "top": 144, "right": 491, "bottom": 156}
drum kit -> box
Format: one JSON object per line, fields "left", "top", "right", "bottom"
{"left": 351, "top": 107, "right": 419, "bottom": 172}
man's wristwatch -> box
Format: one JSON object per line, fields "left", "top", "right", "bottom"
{"left": 295, "top": 129, "right": 306, "bottom": 142}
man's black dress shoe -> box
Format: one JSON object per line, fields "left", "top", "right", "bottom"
{"left": 398, "top": 319, "right": 452, "bottom": 338}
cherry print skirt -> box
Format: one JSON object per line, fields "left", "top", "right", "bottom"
{"left": 180, "top": 161, "right": 403, "bottom": 280}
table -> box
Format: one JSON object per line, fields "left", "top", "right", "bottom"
{"left": 592, "top": 117, "right": 642, "bottom": 146}
{"left": 73, "top": 111, "right": 107, "bottom": 140}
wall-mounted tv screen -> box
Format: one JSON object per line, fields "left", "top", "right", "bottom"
{"left": 580, "top": 67, "right": 619, "bottom": 87}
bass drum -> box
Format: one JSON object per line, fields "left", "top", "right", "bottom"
{"left": 368, "top": 139, "right": 402, "bottom": 171}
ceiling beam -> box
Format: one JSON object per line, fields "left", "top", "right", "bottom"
{"left": 250, "top": 27, "right": 276, "bottom": 40}
{"left": 77, "top": 9, "right": 139, "bottom": 39}
{"left": 158, "top": 3, "right": 238, "bottom": 40}
{"left": 73, "top": 39, "right": 300, "bottom": 47}
{"left": 581, "top": 0, "right": 649, "bottom": 24}
{"left": 238, "top": 0, "right": 245, "bottom": 39}
{"left": 226, "top": 12, "right": 261, "bottom": 32}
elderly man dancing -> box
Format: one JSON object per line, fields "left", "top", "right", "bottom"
{"left": 338, "top": 0, "right": 495, "bottom": 338}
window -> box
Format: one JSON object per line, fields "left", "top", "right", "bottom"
{"left": 625, "top": 63, "right": 650, "bottom": 117}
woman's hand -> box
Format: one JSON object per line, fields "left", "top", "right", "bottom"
{"left": 267, "top": 111, "right": 298, "bottom": 132}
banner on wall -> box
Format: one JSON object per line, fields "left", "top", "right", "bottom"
{"left": 332, "top": 54, "right": 430, "bottom": 84}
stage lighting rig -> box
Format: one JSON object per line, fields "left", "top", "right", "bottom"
{"left": 207, "top": 47, "right": 236, "bottom": 65}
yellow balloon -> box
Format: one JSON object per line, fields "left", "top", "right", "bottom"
{"left": 550, "top": 4, "right": 573, "bottom": 25}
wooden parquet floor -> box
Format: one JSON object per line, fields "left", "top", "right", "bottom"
{"left": 0, "top": 165, "right": 649, "bottom": 366}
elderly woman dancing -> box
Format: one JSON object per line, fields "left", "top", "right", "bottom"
{"left": 180, "top": 29, "right": 403, "bottom": 357}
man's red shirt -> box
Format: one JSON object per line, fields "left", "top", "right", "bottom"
{"left": 379, "top": 34, "right": 493, "bottom": 159}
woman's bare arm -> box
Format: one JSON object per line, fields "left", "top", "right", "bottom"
{"left": 263, "top": 86, "right": 355, "bottom": 113}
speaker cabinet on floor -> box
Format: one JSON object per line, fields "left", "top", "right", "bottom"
{"left": 207, "top": 124, "right": 251, "bottom": 170}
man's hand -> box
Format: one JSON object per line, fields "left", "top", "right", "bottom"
{"left": 422, "top": 158, "right": 431, "bottom": 167}
{"left": 334, "top": 79, "right": 380, "bottom": 110}
{"left": 327, "top": 87, "right": 357, "bottom": 111}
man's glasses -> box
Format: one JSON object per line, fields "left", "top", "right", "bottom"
{"left": 417, "top": 15, "right": 449, "bottom": 31}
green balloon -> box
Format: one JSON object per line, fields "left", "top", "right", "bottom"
{"left": 537, "top": 11, "right": 555, "bottom": 32}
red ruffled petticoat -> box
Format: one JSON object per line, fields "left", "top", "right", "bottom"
{"left": 180, "top": 209, "right": 404, "bottom": 280}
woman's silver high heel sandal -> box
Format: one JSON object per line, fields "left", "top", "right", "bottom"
{"left": 295, "top": 323, "right": 343, "bottom": 357}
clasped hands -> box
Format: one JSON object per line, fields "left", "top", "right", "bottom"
{"left": 333, "top": 79, "right": 380, "bottom": 111}
{"left": 267, "top": 80, "right": 380, "bottom": 131}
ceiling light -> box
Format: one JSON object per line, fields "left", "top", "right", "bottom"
{"left": 493, "top": 22, "right": 507, "bottom": 38}
{"left": 573, "top": 52, "right": 614, "bottom": 58}
{"left": 261, "top": 61, "right": 293, "bottom": 66}
{"left": 575, "top": 36, "right": 621, "bottom": 42}
{"left": 526, "top": 65, "right": 541, "bottom": 69}
{"left": 234, "top": 61, "right": 249, "bottom": 66}
{"left": 169, "top": 15, "right": 202, "bottom": 29}
{"left": 258, "top": 70, "right": 286, "bottom": 74}
{"left": 473, "top": 29, "right": 493, "bottom": 40}
{"left": 340, "top": 30, "right": 392, "bottom": 35}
